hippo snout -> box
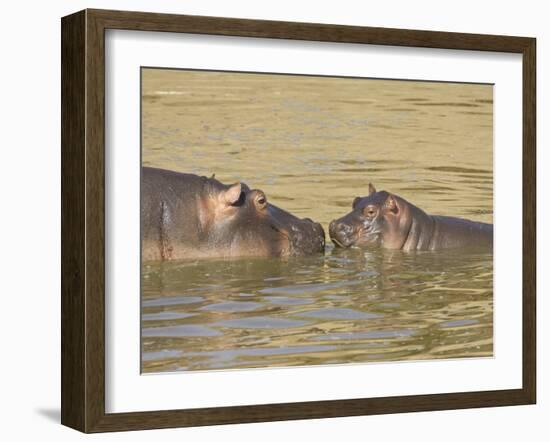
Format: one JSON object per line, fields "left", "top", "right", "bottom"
{"left": 329, "top": 220, "right": 354, "bottom": 248}
{"left": 288, "top": 218, "right": 325, "bottom": 256}
{"left": 312, "top": 220, "right": 325, "bottom": 239}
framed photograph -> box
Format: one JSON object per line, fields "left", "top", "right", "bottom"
{"left": 61, "top": 9, "right": 536, "bottom": 433}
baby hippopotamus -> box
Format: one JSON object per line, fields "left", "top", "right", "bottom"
{"left": 329, "top": 184, "right": 492, "bottom": 251}
{"left": 142, "top": 167, "right": 325, "bottom": 261}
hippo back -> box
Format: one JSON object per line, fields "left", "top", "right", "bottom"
{"left": 141, "top": 167, "right": 213, "bottom": 260}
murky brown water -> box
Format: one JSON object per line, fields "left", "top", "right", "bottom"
{"left": 141, "top": 68, "right": 493, "bottom": 373}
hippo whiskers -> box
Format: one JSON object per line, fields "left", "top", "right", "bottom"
{"left": 329, "top": 183, "right": 493, "bottom": 252}
{"left": 141, "top": 167, "right": 325, "bottom": 261}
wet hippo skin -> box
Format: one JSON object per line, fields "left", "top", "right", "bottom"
{"left": 329, "top": 184, "right": 493, "bottom": 251}
{"left": 141, "top": 167, "right": 325, "bottom": 261}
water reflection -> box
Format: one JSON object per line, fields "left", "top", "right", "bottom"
{"left": 142, "top": 246, "right": 493, "bottom": 373}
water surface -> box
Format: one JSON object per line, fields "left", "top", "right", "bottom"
{"left": 141, "top": 69, "right": 493, "bottom": 373}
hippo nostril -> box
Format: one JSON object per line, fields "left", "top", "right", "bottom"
{"left": 330, "top": 221, "right": 352, "bottom": 237}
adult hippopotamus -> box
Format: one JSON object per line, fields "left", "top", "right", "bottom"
{"left": 141, "top": 167, "right": 325, "bottom": 260}
{"left": 329, "top": 184, "right": 492, "bottom": 251}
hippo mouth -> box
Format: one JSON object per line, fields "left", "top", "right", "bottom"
{"left": 329, "top": 220, "right": 357, "bottom": 248}
{"left": 352, "top": 227, "right": 382, "bottom": 248}
{"left": 273, "top": 221, "right": 325, "bottom": 256}
{"left": 329, "top": 216, "right": 384, "bottom": 248}
{"left": 292, "top": 223, "right": 325, "bottom": 256}
{"left": 330, "top": 234, "right": 357, "bottom": 248}
{"left": 330, "top": 236, "right": 349, "bottom": 248}
{"left": 264, "top": 203, "right": 325, "bottom": 257}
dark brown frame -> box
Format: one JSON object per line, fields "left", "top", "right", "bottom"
{"left": 61, "top": 8, "right": 536, "bottom": 433}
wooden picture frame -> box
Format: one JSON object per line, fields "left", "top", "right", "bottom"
{"left": 61, "top": 8, "right": 536, "bottom": 433}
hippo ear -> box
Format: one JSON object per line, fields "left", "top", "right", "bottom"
{"left": 368, "top": 183, "right": 377, "bottom": 195}
{"left": 385, "top": 194, "right": 398, "bottom": 214}
{"left": 221, "top": 183, "right": 243, "bottom": 206}
{"left": 352, "top": 197, "right": 361, "bottom": 209}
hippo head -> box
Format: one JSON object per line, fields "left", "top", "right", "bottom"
{"left": 200, "top": 180, "right": 325, "bottom": 257}
{"left": 329, "top": 184, "right": 412, "bottom": 249}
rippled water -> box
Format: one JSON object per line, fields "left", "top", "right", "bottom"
{"left": 141, "top": 68, "right": 493, "bottom": 373}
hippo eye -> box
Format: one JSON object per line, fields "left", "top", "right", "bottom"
{"left": 255, "top": 194, "right": 267, "bottom": 209}
{"left": 364, "top": 206, "right": 377, "bottom": 217}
